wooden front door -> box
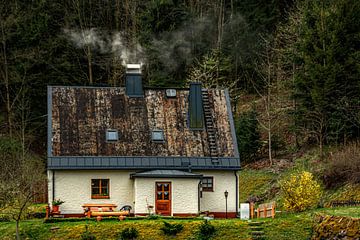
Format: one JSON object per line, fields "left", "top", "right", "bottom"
{"left": 155, "top": 182, "right": 171, "bottom": 216}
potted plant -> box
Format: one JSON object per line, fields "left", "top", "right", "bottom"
{"left": 52, "top": 199, "right": 65, "bottom": 213}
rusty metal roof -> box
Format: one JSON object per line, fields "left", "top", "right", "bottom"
{"left": 47, "top": 86, "right": 240, "bottom": 170}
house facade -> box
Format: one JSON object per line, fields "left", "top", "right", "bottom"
{"left": 47, "top": 65, "right": 240, "bottom": 217}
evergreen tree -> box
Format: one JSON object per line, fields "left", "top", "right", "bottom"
{"left": 293, "top": 0, "right": 360, "bottom": 150}
{"left": 235, "top": 108, "right": 261, "bottom": 163}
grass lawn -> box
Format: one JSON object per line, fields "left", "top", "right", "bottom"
{"left": 0, "top": 207, "right": 358, "bottom": 240}
{"left": 319, "top": 207, "right": 360, "bottom": 218}
{"left": 0, "top": 218, "right": 249, "bottom": 240}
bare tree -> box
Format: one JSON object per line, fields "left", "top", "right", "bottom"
{"left": 0, "top": 143, "right": 45, "bottom": 240}
{"left": 252, "top": 37, "right": 286, "bottom": 166}
{"left": 187, "top": 49, "right": 241, "bottom": 102}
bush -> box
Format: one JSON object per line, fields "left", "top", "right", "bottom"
{"left": 119, "top": 227, "right": 139, "bottom": 240}
{"left": 81, "top": 225, "right": 96, "bottom": 240}
{"left": 280, "top": 171, "right": 322, "bottom": 212}
{"left": 0, "top": 215, "right": 10, "bottom": 222}
{"left": 323, "top": 142, "right": 360, "bottom": 188}
{"left": 146, "top": 214, "right": 160, "bottom": 220}
{"left": 160, "top": 221, "right": 184, "bottom": 236}
{"left": 197, "top": 220, "right": 216, "bottom": 240}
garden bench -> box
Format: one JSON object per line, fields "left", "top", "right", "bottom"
{"left": 82, "top": 204, "right": 130, "bottom": 221}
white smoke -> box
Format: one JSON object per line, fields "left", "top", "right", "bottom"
{"left": 151, "top": 16, "right": 216, "bottom": 72}
{"left": 63, "top": 28, "right": 146, "bottom": 66}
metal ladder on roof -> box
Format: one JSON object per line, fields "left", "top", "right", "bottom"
{"left": 202, "top": 89, "right": 219, "bottom": 160}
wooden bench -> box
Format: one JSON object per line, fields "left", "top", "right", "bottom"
{"left": 82, "top": 204, "right": 129, "bottom": 221}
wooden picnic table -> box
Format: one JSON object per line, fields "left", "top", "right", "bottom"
{"left": 82, "top": 203, "right": 129, "bottom": 221}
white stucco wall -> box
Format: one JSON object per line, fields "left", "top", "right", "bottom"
{"left": 50, "top": 170, "right": 135, "bottom": 214}
{"left": 194, "top": 170, "right": 238, "bottom": 213}
{"left": 134, "top": 178, "right": 200, "bottom": 215}
{"left": 48, "top": 169, "right": 238, "bottom": 215}
{"left": 47, "top": 170, "right": 53, "bottom": 207}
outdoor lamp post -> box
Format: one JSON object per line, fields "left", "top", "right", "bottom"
{"left": 224, "top": 190, "right": 228, "bottom": 219}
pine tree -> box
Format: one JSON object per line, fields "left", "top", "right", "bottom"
{"left": 293, "top": 0, "right": 360, "bottom": 151}
{"left": 235, "top": 108, "right": 261, "bottom": 163}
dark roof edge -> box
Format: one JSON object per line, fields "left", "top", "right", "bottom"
{"left": 48, "top": 166, "right": 240, "bottom": 170}
{"left": 224, "top": 89, "right": 240, "bottom": 159}
{"left": 47, "top": 85, "right": 231, "bottom": 91}
{"left": 48, "top": 156, "right": 239, "bottom": 159}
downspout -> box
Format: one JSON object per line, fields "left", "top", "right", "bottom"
{"left": 52, "top": 171, "right": 55, "bottom": 204}
{"left": 234, "top": 170, "right": 238, "bottom": 217}
{"left": 198, "top": 180, "right": 202, "bottom": 214}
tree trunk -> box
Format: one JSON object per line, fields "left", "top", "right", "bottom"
{"left": 16, "top": 220, "right": 20, "bottom": 240}
{"left": 267, "top": 48, "right": 273, "bottom": 166}
{"left": 87, "top": 44, "right": 93, "bottom": 84}
{"left": 268, "top": 116, "right": 272, "bottom": 166}
{"left": 1, "top": 21, "right": 12, "bottom": 136}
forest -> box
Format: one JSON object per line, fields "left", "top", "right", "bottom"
{"left": 0, "top": 0, "right": 360, "bottom": 211}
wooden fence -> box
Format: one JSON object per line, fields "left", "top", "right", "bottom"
{"left": 250, "top": 202, "right": 276, "bottom": 219}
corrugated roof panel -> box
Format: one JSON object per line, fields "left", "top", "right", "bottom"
{"left": 110, "top": 158, "right": 117, "bottom": 166}
{"left": 103, "top": 157, "right": 110, "bottom": 166}
{"left": 158, "top": 158, "right": 165, "bottom": 166}
{"left": 48, "top": 156, "right": 240, "bottom": 170}
{"left": 69, "top": 158, "right": 76, "bottom": 166}
{"left": 78, "top": 158, "right": 85, "bottom": 166}
{"left": 134, "top": 158, "right": 141, "bottom": 166}
{"left": 94, "top": 158, "right": 101, "bottom": 166}
{"left": 142, "top": 157, "right": 149, "bottom": 166}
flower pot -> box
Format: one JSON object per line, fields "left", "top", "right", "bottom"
{"left": 52, "top": 205, "right": 60, "bottom": 213}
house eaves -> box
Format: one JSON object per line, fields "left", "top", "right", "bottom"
{"left": 47, "top": 156, "right": 240, "bottom": 170}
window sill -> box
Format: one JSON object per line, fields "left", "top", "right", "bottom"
{"left": 91, "top": 195, "right": 110, "bottom": 199}
{"left": 202, "top": 189, "right": 214, "bottom": 192}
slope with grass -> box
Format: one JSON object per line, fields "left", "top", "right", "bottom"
{"left": 1, "top": 207, "right": 359, "bottom": 240}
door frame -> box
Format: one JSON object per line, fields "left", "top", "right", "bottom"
{"left": 155, "top": 181, "right": 172, "bottom": 216}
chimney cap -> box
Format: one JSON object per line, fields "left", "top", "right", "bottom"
{"left": 126, "top": 63, "right": 141, "bottom": 69}
{"left": 126, "top": 64, "right": 141, "bottom": 74}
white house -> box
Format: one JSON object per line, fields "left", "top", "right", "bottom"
{"left": 47, "top": 64, "right": 240, "bottom": 218}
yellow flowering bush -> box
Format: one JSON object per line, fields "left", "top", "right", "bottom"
{"left": 280, "top": 171, "right": 322, "bottom": 212}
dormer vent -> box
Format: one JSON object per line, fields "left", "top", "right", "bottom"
{"left": 152, "top": 130, "right": 165, "bottom": 142}
{"left": 125, "top": 64, "right": 143, "bottom": 97}
{"left": 166, "top": 89, "right": 177, "bottom": 98}
{"left": 188, "top": 82, "right": 204, "bottom": 129}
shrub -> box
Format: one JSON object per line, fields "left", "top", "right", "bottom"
{"left": 146, "top": 214, "right": 160, "bottom": 220}
{"left": 119, "top": 227, "right": 139, "bottom": 240}
{"left": 280, "top": 171, "right": 322, "bottom": 212}
{"left": 323, "top": 142, "right": 360, "bottom": 188}
{"left": 197, "top": 220, "right": 216, "bottom": 240}
{"left": 160, "top": 221, "right": 184, "bottom": 236}
{"left": 81, "top": 225, "right": 96, "bottom": 240}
